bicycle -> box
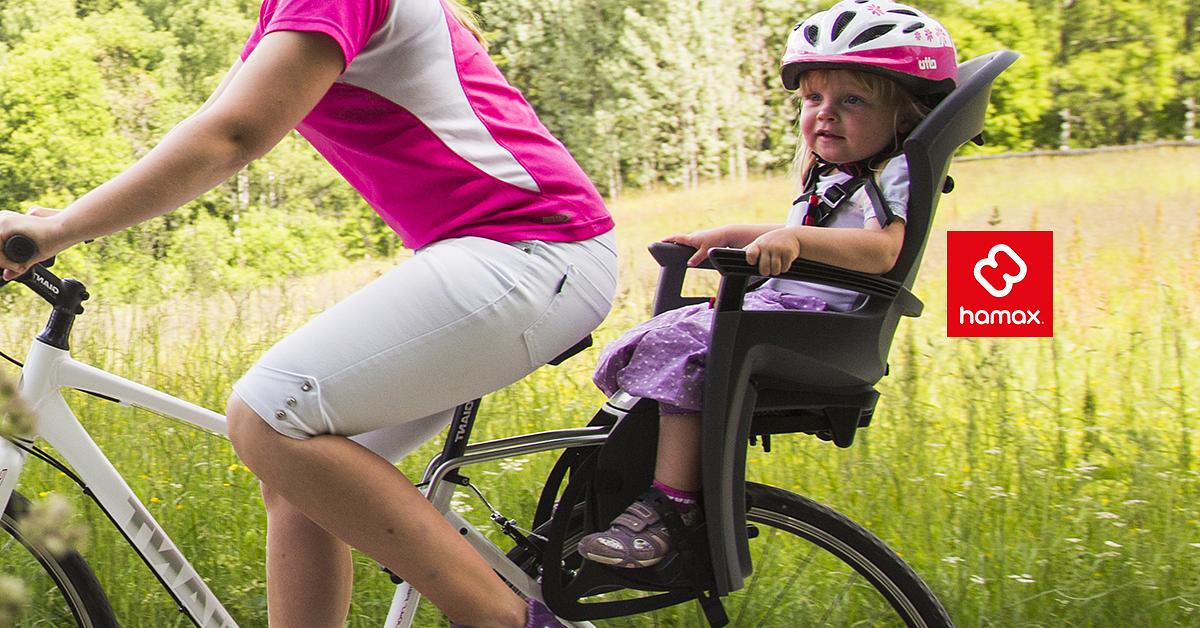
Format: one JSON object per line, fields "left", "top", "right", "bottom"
{"left": 0, "top": 49, "right": 1018, "bottom": 628}
{"left": 0, "top": 233, "right": 949, "bottom": 628}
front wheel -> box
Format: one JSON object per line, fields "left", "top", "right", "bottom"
{"left": 512, "top": 482, "right": 952, "bottom": 627}
{"left": 0, "top": 490, "right": 117, "bottom": 627}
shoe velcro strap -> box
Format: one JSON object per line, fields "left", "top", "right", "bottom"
{"left": 611, "top": 501, "right": 661, "bottom": 532}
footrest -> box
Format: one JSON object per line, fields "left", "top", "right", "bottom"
{"left": 749, "top": 387, "right": 879, "bottom": 448}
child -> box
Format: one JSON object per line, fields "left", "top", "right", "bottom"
{"left": 580, "top": 0, "right": 958, "bottom": 569}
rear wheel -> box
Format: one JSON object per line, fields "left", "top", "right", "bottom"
{"left": 0, "top": 491, "right": 117, "bottom": 627}
{"left": 510, "top": 482, "right": 952, "bottom": 627}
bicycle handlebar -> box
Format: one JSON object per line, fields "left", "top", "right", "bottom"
{"left": 0, "top": 234, "right": 84, "bottom": 322}
{"left": 3, "top": 234, "right": 37, "bottom": 264}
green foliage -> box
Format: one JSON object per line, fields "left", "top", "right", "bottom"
{"left": 480, "top": 0, "right": 1199, "bottom": 190}
{"left": 0, "top": 0, "right": 1194, "bottom": 303}
{"left": 0, "top": 22, "right": 131, "bottom": 203}
{"left": 942, "top": 2, "right": 1054, "bottom": 151}
{"left": 0, "top": 0, "right": 74, "bottom": 43}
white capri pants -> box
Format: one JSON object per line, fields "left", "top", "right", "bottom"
{"left": 232, "top": 232, "right": 617, "bottom": 462}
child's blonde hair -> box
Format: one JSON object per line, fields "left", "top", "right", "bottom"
{"left": 793, "top": 69, "right": 930, "bottom": 181}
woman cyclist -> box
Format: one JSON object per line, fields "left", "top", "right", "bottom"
{"left": 0, "top": 1, "right": 615, "bottom": 626}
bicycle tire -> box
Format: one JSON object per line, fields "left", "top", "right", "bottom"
{"left": 510, "top": 482, "right": 952, "bottom": 627}
{"left": 0, "top": 490, "right": 117, "bottom": 627}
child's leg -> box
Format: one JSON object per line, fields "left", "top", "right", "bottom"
{"left": 654, "top": 412, "right": 702, "bottom": 491}
{"left": 578, "top": 411, "right": 703, "bottom": 568}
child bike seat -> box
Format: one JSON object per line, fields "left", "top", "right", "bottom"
{"left": 667, "top": 49, "right": 1023, "bottom": 596}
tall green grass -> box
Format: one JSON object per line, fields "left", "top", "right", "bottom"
{"left": 1, "top": 146, "right": 1197, "bottom": 626}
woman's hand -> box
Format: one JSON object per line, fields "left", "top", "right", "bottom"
{"left": 745, "top": 227, "right": 802, "bottom": 276}
{"left": 664, "top": 224, "right": 780, "bottom": 266}
{"left": 0, "top": 206, "right": 68, "bottom": 280}
{"left": 664, "top": 227, "right": 735, "bottom": 266}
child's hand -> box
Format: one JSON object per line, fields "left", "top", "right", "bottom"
{"left": 745, "top": 228, "right": 801, "bottom": 276}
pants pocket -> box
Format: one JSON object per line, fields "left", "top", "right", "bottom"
{"left": 522, "top": 264, "right": 602, "bottom": 367}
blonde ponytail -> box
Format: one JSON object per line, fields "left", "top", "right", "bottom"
{"left": 445, "top": 0, "right": 488, "bottom": 50}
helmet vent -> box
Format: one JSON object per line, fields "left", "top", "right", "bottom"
{"left": 805, "top": 24, "right": 820, "bottom": 45}
{"left": 849, "top": 24, "right": 897, "bottom": 48}
{"left": 831, "top": 11, "right": 857, "bottom": 40}
{"left": 902, "top": 21, "right": 926, "bottom": 33}
{"left": 888, "top": 8, "right": 919, "bottom": 16}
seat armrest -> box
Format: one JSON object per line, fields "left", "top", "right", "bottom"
{"left": 895, "top": 287, "right": 924, "bottom": 317}
{"left": 706, "top": 247, "right": 923, "bottom": 316}
{"left": 648, "top": 241, "right": 715, "bottom": 270}
{"left": 708, "top": 247, "right": 901, "bottom": 299}
{"left": 648, "top": 242, "right": 715, "bottom": 316}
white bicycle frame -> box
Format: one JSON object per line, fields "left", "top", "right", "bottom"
{"left": 0, "top": 334, "right": 610, "bottom": 628}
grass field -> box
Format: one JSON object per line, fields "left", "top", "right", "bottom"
{"left": 1, "top": 145, "right": 1198, "bottom": 626}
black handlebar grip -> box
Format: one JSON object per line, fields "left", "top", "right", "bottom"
{"left": 3, "top": 234, "right": 37, "bottom": 264}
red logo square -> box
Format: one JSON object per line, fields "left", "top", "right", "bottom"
{"left": 947, "top": 231, "right": 1053, "bottom": 337}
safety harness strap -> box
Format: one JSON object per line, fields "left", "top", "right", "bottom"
{"left": 796, "top": 157, "right": 898, "bottom": 228}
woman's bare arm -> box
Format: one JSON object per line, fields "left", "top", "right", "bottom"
{"left": 665, "top": 223, "right": 785, "bottom": 266}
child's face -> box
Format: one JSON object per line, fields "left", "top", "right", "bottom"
{"left": 799, "top": 71, "right": 903, "bottom": 165}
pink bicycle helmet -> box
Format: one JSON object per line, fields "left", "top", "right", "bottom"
{"left": 781, "top": 0, "right": 957, "bottom": 99}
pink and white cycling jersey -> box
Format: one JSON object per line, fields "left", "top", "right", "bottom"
{"left": 242, "top": 0, "right": 613, "bottom": 249}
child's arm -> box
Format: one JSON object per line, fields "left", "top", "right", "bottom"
{"left": 745, "top": 218, "right": 905, "bottom": 276}
{"left": 664, "top": 224, "right": 784, "bottom": 267}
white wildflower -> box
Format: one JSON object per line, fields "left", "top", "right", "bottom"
{"left": 498, "top": 458, "right": 529, "bottom": 472}
{"left": 0, "top": 576, "right": 28, "bottom": 628}
{"left": 16, "top": 495, "right": 87, "bottom": 557}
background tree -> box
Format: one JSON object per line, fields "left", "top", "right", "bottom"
{"left": 0, "top": 0, "right": 1195, "bottom": 300}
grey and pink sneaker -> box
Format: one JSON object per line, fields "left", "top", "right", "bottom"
{"left": 578, "top": 497, "right": 700, "bottom": 568}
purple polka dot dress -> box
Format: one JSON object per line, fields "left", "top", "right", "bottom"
{"left": 593, "top": 288, "right": 827, "bottom": 414}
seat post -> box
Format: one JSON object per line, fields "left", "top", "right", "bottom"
{"left": 439, "top": 398, "right": 482, "bottom": 484}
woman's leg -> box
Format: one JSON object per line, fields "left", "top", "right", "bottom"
{"left": 228, "top": 235, "right": 615, "bottom": 624}
{"left": 229, "top": 398, "right": 527, "bottom": 628}
{"left": 260, "top": 485, "right": 354, "bottom": 627}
